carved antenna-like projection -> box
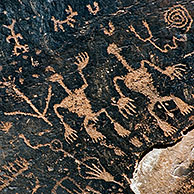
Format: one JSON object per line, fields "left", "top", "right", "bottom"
{"left": 129, "top": 5, "right": 193, "bottom": 53}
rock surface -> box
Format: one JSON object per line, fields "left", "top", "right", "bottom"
{"left": 130, "top": 129, "right": 194, "bottom": 194}
{"left": 0, "top": 0, "right": 194, "bottom": 193}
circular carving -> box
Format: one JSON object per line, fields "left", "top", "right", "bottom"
{"left": 164, "top": 5, "right": 193, "bottom": 32}
{"left": 50, "top": 139, "right": 63, "bottom": 152}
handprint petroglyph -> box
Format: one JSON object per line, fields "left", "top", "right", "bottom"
{"left": 148, "top": 54, "right": 187, "bottom": 80}
{"left": 172, "top": 95, "right": 194, "bottom": 116}
{"left": 78, "top": 157, "right": 123, "bottom": 187}
{"left": 0, "top": 121, "right": 12, "bottom": 133}
{"left": 162, "top": 64, "right": 186, "bottom": 80}
{"left": 107, "top": 43, "right": 193, "bottom": 136}
{"left": 116, "top": 96, "right": 136, "bottom": 118}
{"left": 112, "top": 77, "right": 136, "bottom": 118}
{"left": 49, "top": 52, "right": 131, "bottom": 143}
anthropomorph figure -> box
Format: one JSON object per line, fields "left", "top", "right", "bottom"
{"left": 49, "top": 52, "right": 131, "bottom": 143}
{"left": 107, "top": 43, "right": 193, "bottom": 136}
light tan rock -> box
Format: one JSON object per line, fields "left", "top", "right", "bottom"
{"left": 130, "top": 130, "right": 194, "bottom": 194}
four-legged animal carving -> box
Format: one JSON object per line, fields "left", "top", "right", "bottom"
{"left": 49, "top": 52, "right": 130, "bottom": 143}
{"left": 107, "top": 43, "right": 193, "bottom": 136}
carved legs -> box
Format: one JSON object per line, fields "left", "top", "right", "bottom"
{"left": 53, "top": 104, "right": 77, "bottom": 144}
{"left": 147, "top": 101, "right": 177, "bottom": 136}
{"left": 83, "top": 113, "right": 106, "bottom": 143}
{"left": 171, "top": 95, "right": 194, "bottom": 115}
{"left": 84, "top": 108, "right": 131, "bottom": 142}
{"left": 113, "top": 76, "right": 136, "bottom": 118}
{"left": 100, "top": 109, "right": 131, "bottom": 137}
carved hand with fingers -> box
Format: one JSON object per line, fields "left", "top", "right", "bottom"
{"left": 163, "top": 64, "right": 186, "bottom": 80}
{"left": 86, "top": 163, "right": 114, "bottom": 182}
{"left": 171, "top": 95, "right": 194, "bottom": 116}
{"left": 79, "top": 157, "right": 123, "bottom": 187}
{"left": 113, "top": 97, "right": 136, "bottom": 119}
{"left": 113, "top": 122, "right": 131, "bottom": 137}
{"left": 85, "top": 123, "right": 106, "bottom": 143}
{"left": 64, "top": 125, "right": 78, "bottom": 144}
{"left": 157, "top": 119, "right": 177, "bottom": 137}
{"left": 74, "top": 52, "right": 89, "bottom": 71}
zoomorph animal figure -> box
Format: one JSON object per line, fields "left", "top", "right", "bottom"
{"left": 107, "top": 43, "right": 193, "bottom": 136}
{"left": 49, "top": 52, "right": 130, "bottom": 143}
{"left": 3, "top": 19, "right": 29, "bottom": 56}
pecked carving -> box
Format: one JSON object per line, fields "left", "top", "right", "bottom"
{"left": 107, "top": 43, "right": 193, "bottom": 136}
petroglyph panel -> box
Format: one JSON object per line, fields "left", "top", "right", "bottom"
{"left": 0, "top": 0, "right": 193, "bottom": 193}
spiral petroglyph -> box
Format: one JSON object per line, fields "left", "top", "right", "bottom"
{"left": 164, "top": 5, "right": 193, "bottom": 32}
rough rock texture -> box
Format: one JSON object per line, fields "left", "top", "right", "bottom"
{"left": 0, "top": 0, "right": 194, "bottom": 193}
{"left": 130, "top": 129, "right": 194, "bottom": 194}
